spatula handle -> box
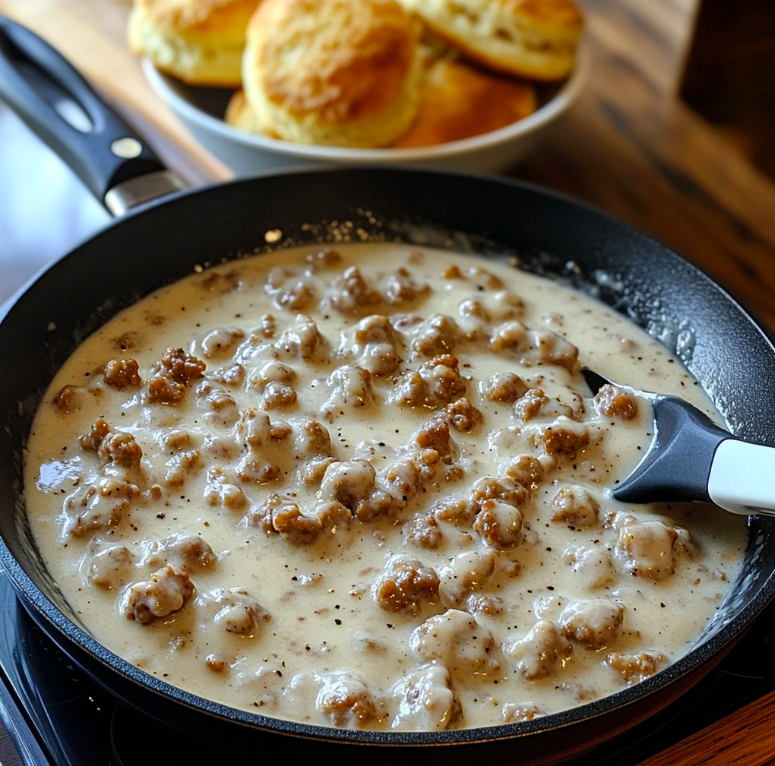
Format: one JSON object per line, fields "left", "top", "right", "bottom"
{"left": 708, "top": 440, "right": 775, "bottom": 516}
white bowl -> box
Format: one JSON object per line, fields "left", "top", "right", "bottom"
{"left": 142, "top": 48, "right": 588, "bottom": 176}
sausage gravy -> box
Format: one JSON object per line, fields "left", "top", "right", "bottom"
{"left": 24, "top": 244, "right": 746, "bottom": 731}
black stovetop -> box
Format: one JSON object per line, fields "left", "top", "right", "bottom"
{"left": 1, "top": 568, "right": 775, "bottom": 766}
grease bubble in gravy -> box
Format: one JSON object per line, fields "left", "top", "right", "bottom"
{"left": 25, "top": 244, "right": 745, "bottom": 731}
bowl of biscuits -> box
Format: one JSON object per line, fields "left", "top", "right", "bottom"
{"left": 130, "top": 0, "right": 587, "bottom": 174}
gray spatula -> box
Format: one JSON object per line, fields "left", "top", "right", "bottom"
{"left": 582, "top": 369, "right": 775, "bottom": 516}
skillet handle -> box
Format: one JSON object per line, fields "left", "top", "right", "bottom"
{"left": 0, "top": 16, "right": 184, "bottom": 215}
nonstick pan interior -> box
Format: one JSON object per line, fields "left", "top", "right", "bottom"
{"left": 1, "top": 168, "right": 775, "bottom": 762}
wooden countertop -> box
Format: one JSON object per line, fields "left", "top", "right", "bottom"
{"left": 2, "top": 0, "right": 775, "bottom": 328}
{"left": 1, "top": 1, "right": 775, "bottom": 764}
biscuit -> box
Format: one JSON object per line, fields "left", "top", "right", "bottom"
{"left": 128, "top": 0, "right": 262, "bottom": 87}
{"left": 397, "top": 0, "right": 582, "bottom": 81}
{"left": 394, "top": 55, "right": 536, "bottom": 146}
{"left": 225, "top": 90, "right": 260, "bottom": 132}
{"left": 242, "top": 0, "right": 423, "bottom": 147}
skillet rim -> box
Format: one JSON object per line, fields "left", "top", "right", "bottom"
{"left": 2, "top": 165, "right": 775, "bottom": 748}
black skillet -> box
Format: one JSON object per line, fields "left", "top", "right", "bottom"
{"left": 1, "top": 16, "right": 775, "bottom": 766}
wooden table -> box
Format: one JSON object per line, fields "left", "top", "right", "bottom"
{"left": 1, "top": 1, "right": 775, "bottom": 764}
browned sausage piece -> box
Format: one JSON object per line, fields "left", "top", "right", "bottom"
{"left": 121, "top": 566, "right": 195, "bottom": 624}
{"left": 305, "top": 248, "right": 341, "bottom": 271}
{"left": 54, "top": 386, "right": 79, "bottom": 411}
{"left": 491, "top": 321, "right": 530, "bottom": 354}
{"left": 391, "top": 664, "right": 461, "bottom": 731}
{"left": 195, "top": 587, "right": 270, "bottom": 636}
{"left": 67, "top": 477, "right": 138, "bottom": 537}
{"left": 164, "top": 449, "right": 202, "bottom": 488}
{"left": 79, "top": 418, "right": 112, "bottom": 451}
{"left": 469, "top": 476, "right": 528, "bottom": 512}
{"left": 143, "top": 533, "right": 217, "bottom": 572}
{"left": 380, "top": 267, "right": 430, "bottom": 306}
{"left": 393, "top": 355, "right": 467, "bottom": 409}
{"left": 317, "top": 673, "right": 378, "bottom": 728}
{"left": 103, "top": 359, "right": 142, "bottom": 389}
{"left": 276, "top": 315, "right": 329, "bottom": 362}
{"left": 204, "top": 467, "right": 248, "bottom": 510}
{"left": 467, "top": 594, "right": 504, "bottom": 616}
{"left": 158, "top": 347, "right": 206, "bottom": 384}
{"left": 532, "top": 329, "right": 579, "bottom": 372}
{"left": 444, "top": 397, "right": 483, "bottom": 432}
{"left": 505, "top": 454, "right": 544, "bottom": 490}
{"left": 327, "top": 266, "right": 381, "bottom": 313}
{"left": 615, "top": 521, "right": 680, "bottom": 581}
{"left": 502, "top": 703, "right": 543, "bottom": 723}
{"left": 514, "top": 388, "right": 551, "bottom": 422}
{"left": 98, "top": 431, "right": 143, "bottom": 469}
{"left": 503, "top": 621, "right": 572, "bottom": 680}
{"left": 416, "top": 419, "right": 453, "bottom": 461}
{"left": 402, "top": 513, "right": 443, "bottom": 550}
{"left": 605, "top": 651, "right": 668, "bottom": 685}
{"left": 372, "top": 555, "right": 440, "bottom": 615}
{"left": 482, "top": 372, "right": 528, "bottom": 404}
{"left": 273, "top": 278, "right": 316, "bottom": 312}
{"left": 438, "top": 550, "right": 496, "bottom": 607}
{"left": 410, "top": 609, "right": 498, "bottom": 674}
{"left": 594, "top": 384, "right": 639, "bottom": 420}
{"left": 339, "top": 314, "right": 403, "bottom": 376}
{"left": 250, "top": 360, "right": 296, "bottom": 390}
{"left": 324, "top": 365, "right": 375, "bottom": 412}
{"left": 262, "top": 381, "right": 297, "bottom": 409}
{"left": 385, "top": 449, "right": 440, "bottom": 506}
{"left": 473, "top": 499, "right": 523, "bottom": 549}
{"left": 319, "top": 460, "right": 393, "bottom": 521}
{"left": 431, "top": 496, "right": 473, "bottom": 524}
{"left": 200, "top": 328, "right": 245, "bottom": 359}
{"left": 551, "top": 486, "right": 600, "bottom": 528}
{"left": 539, "top": 424, "right": 590, "bottom": 456}
{"left": 210, "top": 362, "right": 246, "bottom": 387}
{"left": 146, "top": 348, "right": 206, "bottom": 404}
{"left": 563, "top": 545, "right": 616, "bottom": 590}
{"left": 410, "top": 314, "right": 460, "bottom": 357}
{"left": 558, "top": 599, "right": 624, "bottom": 650}
{"left": 89, "top": 545, "right": 134, "bottom": 589}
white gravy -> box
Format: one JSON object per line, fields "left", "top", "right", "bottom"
{"left": 24, "top": 244, "right": 746, "bottom": 731}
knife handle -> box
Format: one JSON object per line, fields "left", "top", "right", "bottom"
{"left": 0, "top": 16, "right": 179, "bottom": 214}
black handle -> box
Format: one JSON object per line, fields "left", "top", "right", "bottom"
{"left": 0, "top": 16, "right": 166, "bottom": 208}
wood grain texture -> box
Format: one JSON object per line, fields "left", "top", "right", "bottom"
{"left": 680, "top": 0, "right": 775, "bottom": 180}
{"left": 517, "top": 0, "right": 775, "bottom": 329}
{"left": 640, "top": 688, "right": 775, "bottom": 766}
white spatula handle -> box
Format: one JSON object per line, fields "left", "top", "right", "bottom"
{"left": 707, "top": 439, "right": 775, "bottom": 516}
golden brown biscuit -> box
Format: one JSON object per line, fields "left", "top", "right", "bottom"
{"left": 225, "top": 90, "right": 260, "bottom": 131}
{"left": 397, "top": 0, "right": 583, "bottom": 81}
{"left": 128, "top": 0, "right": 262, "bottom": 87}
{"left": 242, "top": 0, "right": 423, "bottom": 147}
{"left": 393, "top": 55, "right": 536, "bottom": 146}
